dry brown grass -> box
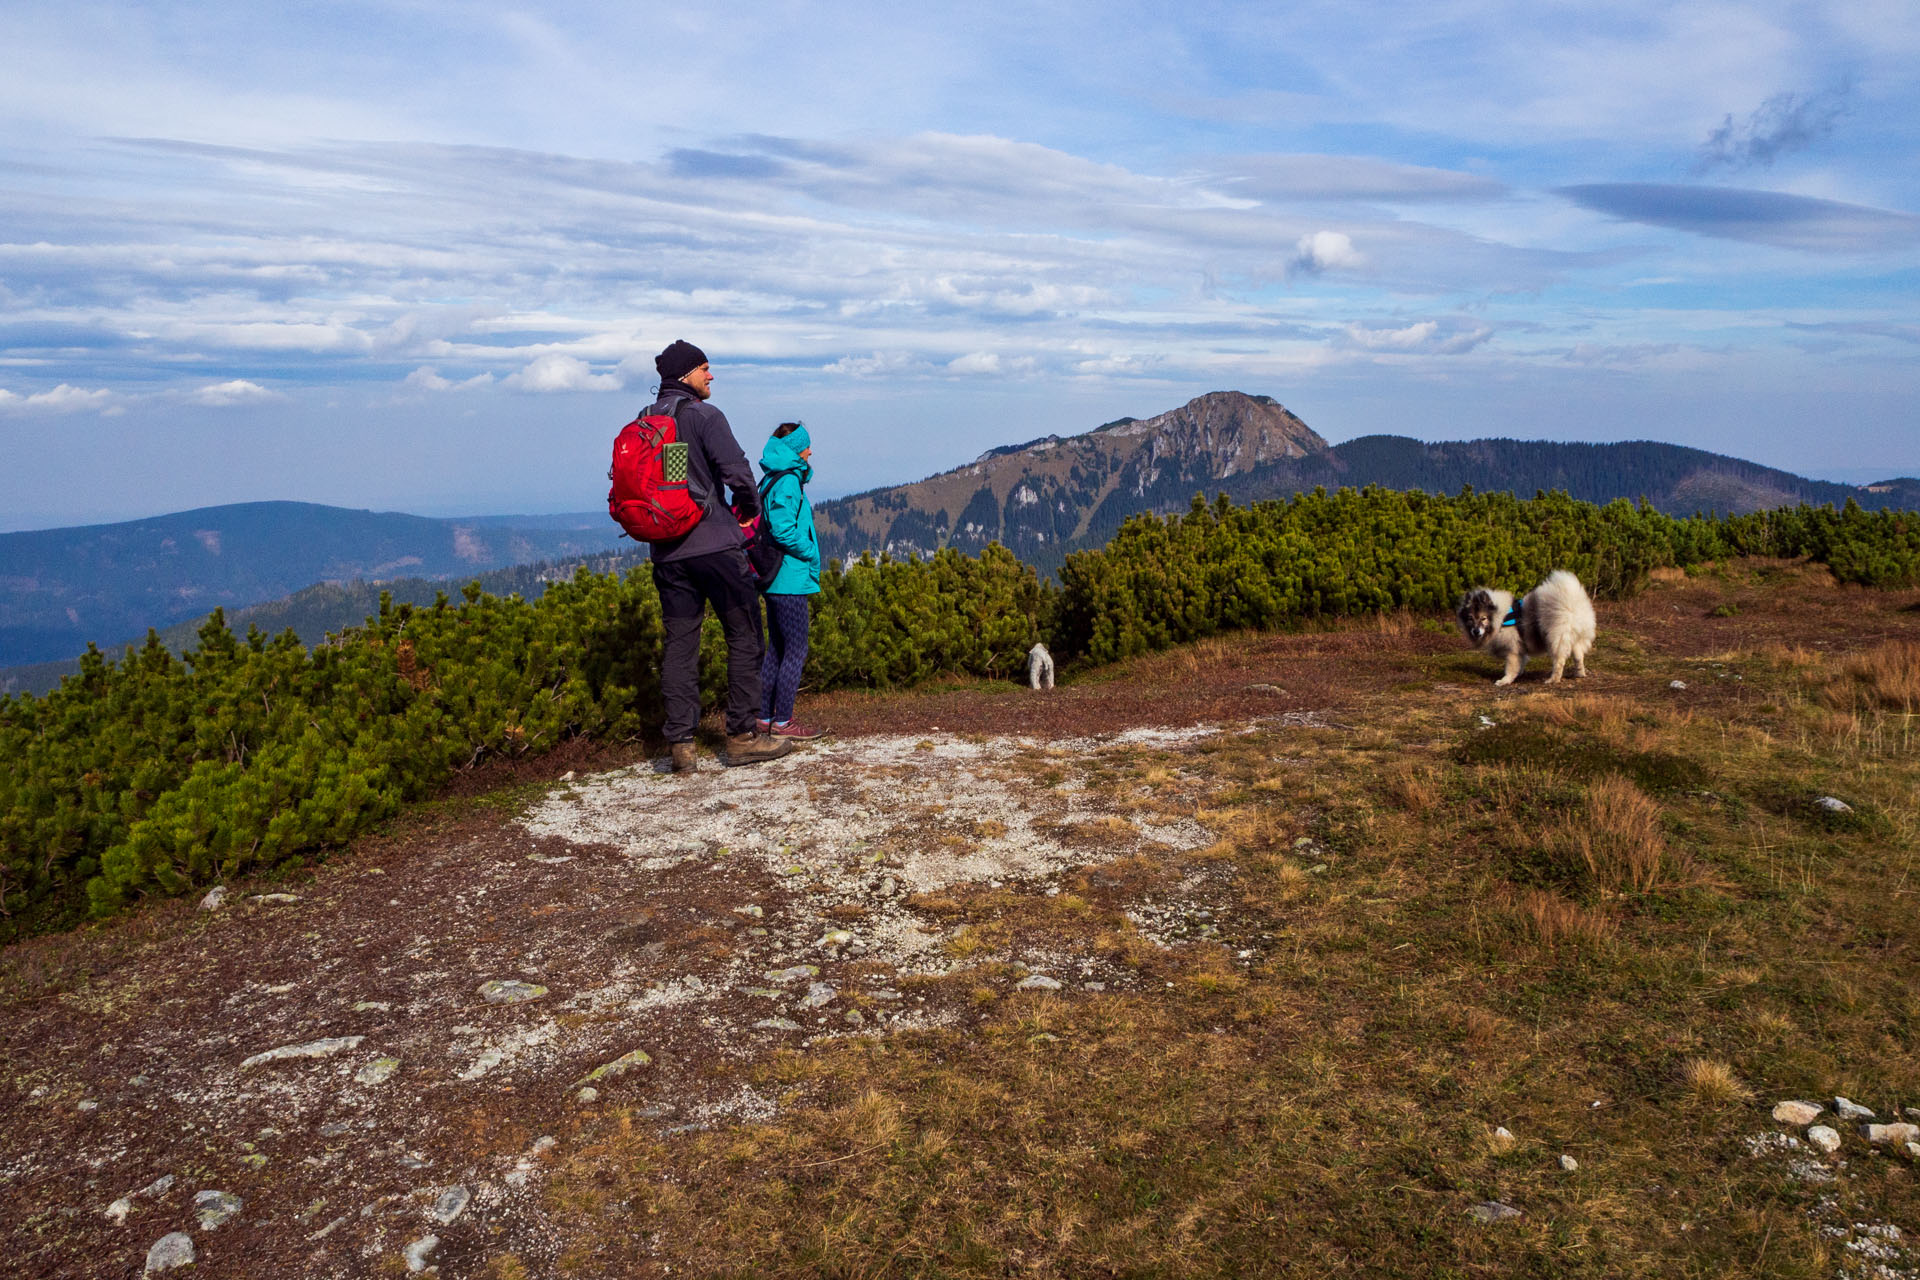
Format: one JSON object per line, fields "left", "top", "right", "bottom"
{"left": 1566, "top": 774, "right": 1693, "bottom": 895}
{"left": 1839, "top": 639, "right": 1920, "bottom": 712}
{"left": 1383, "top": 763, "right": 1441, "bottom": 814}
{"left": 1498, "top": 885, "right": 1617, "bottom": 948}
{"left": 1681, "top": 1057, "right": 1753, "bottom": 1106}
{"left": 1647, "top": 566, "right": 1691, "bottom": 586}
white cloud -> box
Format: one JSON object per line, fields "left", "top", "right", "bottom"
{"left": 1290, "top": 230, "right": 1364, "bottom": 276}
{"left": 0, "top": 383, "right": 115, "bottom": 413}
{"left": 405, "top": 365, "right": 453, "bottom": 392}
{"left": 501, "top": 353, "right": 622, "bottom": 392}
{"left": 947, "top": 351, "right": 1002, "bottom": 375}
{"left": 1344, "top": 320, "right": 1492, "bottom": 355}
{"left": 822, "top": 351, "right": 928, "bottom": 377}
{"left": 190, "top": 379, "right": 282, "bottom": 407}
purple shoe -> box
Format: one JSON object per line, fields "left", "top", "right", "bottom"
{"left": 769, "top": 719, "right": 826, "bottom": 740}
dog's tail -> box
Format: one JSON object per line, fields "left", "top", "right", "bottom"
{"left": 1529, "top": 570, "right": 1597, "bottom": 645}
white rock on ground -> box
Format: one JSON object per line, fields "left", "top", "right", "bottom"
{"left": 143, "top": 1232, "right": 195, "bottom": 1273}
{"left": 239, "top": 1036, "right": 364, "bottom": 1069}
{"left": 1772, "top": 1100, "right": 1823, "bottom": 1126}
{"left": 405, "top": 1234, "right": 440, "bottom": 1272}
{"left": 1863, "top": 1123, "right": 1920, "bottom": 1146}
{"left": 430, "top": 1186, "right": 470, "bottom": 1226}
{"left": 194, "top": 1189, "right": 242, "bottom": 1229}
{"left": 1017, "top": 974, "right": 1063, "bottom": 991}
{"left": 1558, "top": 1155, "right": 1578, "bottom": 1172}
{"left": 1834, "top": 1096, "right": 1875, "bottom": 1120}
{"left": 1807, "top": 1125, "right": 1842, "bottom": 1154}
{"left": 104, "top": 1197, "right": 133, "bottom": 1224}
{"left": 355, "top": 1057, "right": 400, "bottom": 1085}
{"left": 1467, "top": 1201, "right": 1523, "bottom": 1224}
{"left": 477, "top": 980, "right": 548, "bottom": 1004}
{"left": 198, "top": 885, "right": 227, "bottom": 911}
{"left": 1815, "top": 796, "right": 1853, "bottom": 813}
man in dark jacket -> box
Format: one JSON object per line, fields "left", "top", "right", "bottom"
{"left": 647, "top": 339, "right": 794, "bottom": 772}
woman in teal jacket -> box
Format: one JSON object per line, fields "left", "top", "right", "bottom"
{"left": 756, "top": 422, "right": 826, "bottom": 739}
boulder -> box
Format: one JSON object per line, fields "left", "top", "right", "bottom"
{"left": 143, "top": 1232, "right": 195, "bottom": 1273}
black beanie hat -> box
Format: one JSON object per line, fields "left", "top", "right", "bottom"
{"left": 655, "top": 339, "right": 708, "bottom": 383}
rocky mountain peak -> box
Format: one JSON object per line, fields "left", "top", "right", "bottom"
{"left": 1096, "top": 391, "right": 1329, "bottom": 477}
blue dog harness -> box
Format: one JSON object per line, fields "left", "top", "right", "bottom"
{"left": 1501, "top": 602, "right": 1521, "bottom": 628}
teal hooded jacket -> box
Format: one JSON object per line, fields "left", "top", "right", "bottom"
{"left": 758, "top": 426, "right": 821, "bottom": 596}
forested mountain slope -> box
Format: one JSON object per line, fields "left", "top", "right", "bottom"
{"left": 0, "top": 502, "right": 629, "bottom": 666}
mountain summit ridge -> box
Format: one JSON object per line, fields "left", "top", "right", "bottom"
{"left": 813, "top": 390, "right": 1920, "bottom": 573}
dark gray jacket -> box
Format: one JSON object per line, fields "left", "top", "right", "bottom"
{"left": 646, "top": 383, "right": 760, "bottom": 564}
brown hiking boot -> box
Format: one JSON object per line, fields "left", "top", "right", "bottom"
{"left": 670, "top": 742, "right": 698, "bottom": 774}
{"left": 724, "top": 732, "right": 797, "bottom": 767}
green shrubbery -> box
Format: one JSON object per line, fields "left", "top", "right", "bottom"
{"left": 2, "top": 488, "right": 1914, "bottom": 940}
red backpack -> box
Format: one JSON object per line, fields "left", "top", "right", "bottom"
{"left": 607, "top": 402, "right": 707, "bottom": 541}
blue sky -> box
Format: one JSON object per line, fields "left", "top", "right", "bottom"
{"left": 2, "top": 1, "right": 1916, "bottom": 530}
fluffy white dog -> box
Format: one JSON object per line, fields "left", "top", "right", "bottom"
{"left": 1456, "top": 569, "right": 1596, "bottom": 686}
{"left": 1027, "top": 643, "right": 1055, "bottom": 690}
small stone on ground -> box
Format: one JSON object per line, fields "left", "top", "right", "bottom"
{"left": 1468, "top": 1201, "right": 1523, "bottom": 1224}
{"left": 144, "top": 1232, "right": 195, "bottom": 1273}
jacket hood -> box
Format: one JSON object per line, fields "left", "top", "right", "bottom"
{"left": 759, "top": 427, "right": 812, "bottom": 481}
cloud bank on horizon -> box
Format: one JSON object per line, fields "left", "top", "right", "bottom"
{"left": 1, "top": 0, "right": 1916, "bottom": 528}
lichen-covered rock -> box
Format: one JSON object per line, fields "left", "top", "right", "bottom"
{"left": 430, "top": 1185, "right": 470, "bottom": 1225}
{"left": 477, "top": 980, "right": 548, "bottom": 1004}
{"left": 1863, "top": 1122, "right": 1920, "bottom": 1146}
{"left": 105, "top": 1197, "right": 133, "bottom": 1224}
{"left": 1017, "top": 974, "right": 1062, "bottom": 991}
{"left": 239, "top": 1036, "right": 364, "bottom": 1069}
{"left": 578, "top": 1049, "right": 651, "bottom": 1085}
{"left": 198, "top": 885, "right": 227, "bottom": 911}
{"left": 355, "top": 1057, "right": 400, "bottom": 1085}
{"left": 799, "top": 982, "right": 838, "bottom": 1009}
{"left": 405, "top": 1234, "right": 440, "bottom": 1272}
{"left": 1807, "top": 1125, "right": 1842, "bottom": 1154}
{"left": 144, "top": 1232, "right": 195, "bottom": 1273}
{"left": 765, "top": 965, "right": 819, "bottom": 985}
{"left": 194, "top": 1189, "right": 242, "bottom": 1230}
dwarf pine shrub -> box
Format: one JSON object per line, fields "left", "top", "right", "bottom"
{"left": 3, "top": 487, "right": 1915, "bottom": 939}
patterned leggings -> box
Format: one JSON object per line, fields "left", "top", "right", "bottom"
{"left": 760, "top": 593, "right": 811, "bottom": 724}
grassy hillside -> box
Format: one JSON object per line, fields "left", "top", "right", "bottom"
{"left": 2, "top": 563, "right": 1915, "bottom": 1277}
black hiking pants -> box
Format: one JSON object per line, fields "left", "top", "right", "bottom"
{"left": 653, "top": 547, "right": 765, "bottom": 743}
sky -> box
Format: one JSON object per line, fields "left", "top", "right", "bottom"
{"left": 2, "top": 1, "right": 1917, "bottom": 531}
